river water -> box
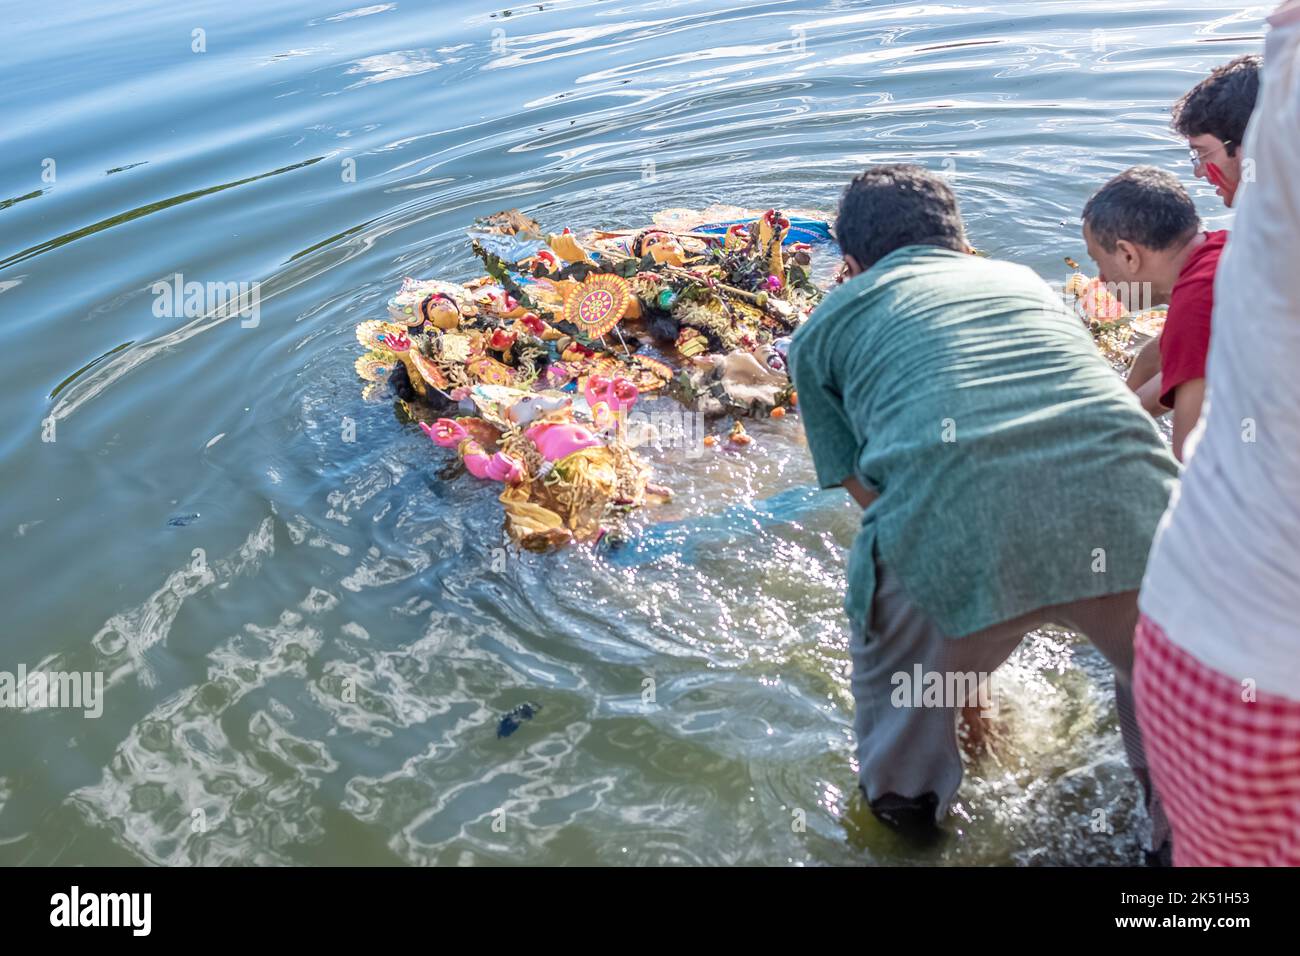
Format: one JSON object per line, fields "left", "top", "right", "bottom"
{"left": 0, "top": 0, "right": 1261, "bottom": 865}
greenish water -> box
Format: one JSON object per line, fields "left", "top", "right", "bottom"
{"left": 0, "top": 0, "right": 1260, "bottom": 865}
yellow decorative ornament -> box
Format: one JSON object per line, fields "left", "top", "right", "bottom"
{"left": 629, "top": 354, "right": 674, "bottom": 391}
{"left": 758, "top": 210, "right": 790, "bottom": 281}
{"left": 355, "top": 320, "right": 407, "bottom": 351}
{"left": 563, "top": 273, "right": 631, "bottom": 339}
{"left": 356, "top": 321, "right": 427, "bottom": 397}
{"left": 438, "top": 332, "right": 474, "bottom": 364}
{"left": 675, "top": 327, "right": 709, "bottom": 358}
{"left": 547, "top": 231, "right": 592, "bottom": 264}
{"left": 467, "top": 356, "right": 516, "bottom": 386}
{"left": 355, "top": 350, "right": 397, "bottom": 383}
{"left": 408, "top": 348, "right": 450, "bottom": 391}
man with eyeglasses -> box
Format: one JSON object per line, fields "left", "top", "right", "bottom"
{"left": 1173, "top": 55, "right": 1262, "bottom": 209}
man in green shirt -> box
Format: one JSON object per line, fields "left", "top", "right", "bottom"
{"left": 789, "top": 165, "right": 1179, "bottom": 859}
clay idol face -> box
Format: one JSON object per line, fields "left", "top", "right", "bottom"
{"left": 505, "top": 391, "right": 571, "bottom": 426}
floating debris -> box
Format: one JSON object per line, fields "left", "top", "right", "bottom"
{"left": 356, "top": 207, "right": 831, "bottom": 550}
{"left": 497, "top": 701, "right": 542, "bottom": 738}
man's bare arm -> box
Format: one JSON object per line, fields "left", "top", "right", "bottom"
{"left": 842, "top": 475, "right": 879, "bottom": 510}
{"left": 1127, "top": 336, "right": 1162, "bottom": 392}
{"left": 1134, "top": 373, "right": 1170, "bottom": 417}
{"left": 1170, "top": 377, "right": 1207, "bottom": 462}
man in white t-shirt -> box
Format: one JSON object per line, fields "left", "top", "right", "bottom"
{"left": 1133, "top": 0, "right": 1300, "bottom": 866}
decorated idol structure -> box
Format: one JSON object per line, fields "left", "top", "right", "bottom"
{"left": 355, "top": 207, "right": 827, "bottom": 550}
{"left": 354, "top": 209, "right": 1155, "bottom": 551}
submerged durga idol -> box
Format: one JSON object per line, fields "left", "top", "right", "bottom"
{"left": 354, "top": 206, "right": 828, "bottom": 551}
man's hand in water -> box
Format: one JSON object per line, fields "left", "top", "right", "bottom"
{"left": 843, "top": 475, "right": 879, "bottom": 509}
{"left": 1126, "top": 337, "right": 1170, "bottom": 417}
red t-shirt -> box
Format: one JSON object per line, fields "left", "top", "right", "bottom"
{"left": 1159, "top": 230, "right": 1227, "bottom": 408}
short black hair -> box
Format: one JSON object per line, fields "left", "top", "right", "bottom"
{"left": 1172, "top": 54, "right": 1261, "bottom": 157}
{"left": 835, "top": 164, "right": 967, "bottom": 271}
{"left": 1082, "top": 166, "right": 1200, "bottom": 253}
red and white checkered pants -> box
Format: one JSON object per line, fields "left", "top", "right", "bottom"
{"left": 1134, "top": 614, "right": 1300, "bottom": 866}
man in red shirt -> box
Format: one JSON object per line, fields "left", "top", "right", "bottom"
{"left": 1112, "top": 59, "right": 1258, "bottom": 443}
{"left": 1082, "top": 167, "right": 1226, "bottom": 461}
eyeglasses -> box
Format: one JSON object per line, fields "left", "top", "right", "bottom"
{"left": 1189, "top": 141, "right": 1233, "bottom": 170}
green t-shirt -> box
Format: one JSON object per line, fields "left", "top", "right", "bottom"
{"left": 788, "top": 245, "right": 1179, "bottom": 637}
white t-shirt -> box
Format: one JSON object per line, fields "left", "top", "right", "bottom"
{"left": 1140, "top": 6, "right": 1300, "bottom": 699}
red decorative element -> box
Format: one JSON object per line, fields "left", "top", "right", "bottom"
{"left": 763, "top": 209, "right": 791, "bottom": 232}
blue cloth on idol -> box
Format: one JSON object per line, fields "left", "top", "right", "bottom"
{"left": 693, "top": 217, "right": 834, "bottom": 246}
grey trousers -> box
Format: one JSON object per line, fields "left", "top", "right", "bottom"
{"left": 852, "top": 560, "right": 1170, "bottom": 851}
